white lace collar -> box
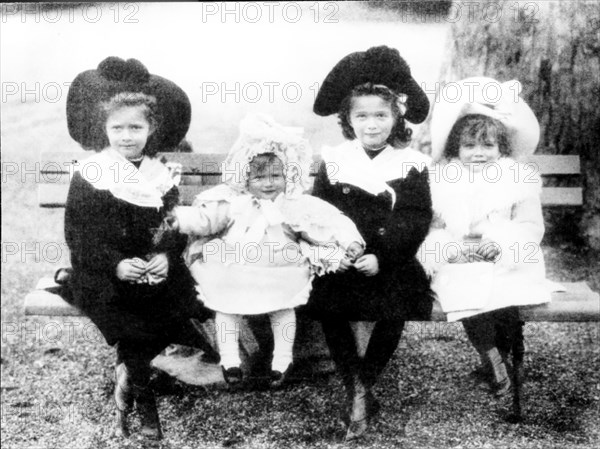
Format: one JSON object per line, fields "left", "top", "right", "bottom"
{"left": 321, "top": 140, "right": 431, "bottom": 207}
{"left": 75, "top": 148, "right": 176, "bottom": 208}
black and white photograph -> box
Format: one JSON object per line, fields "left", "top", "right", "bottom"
{"left": 1, "top": 1, "right": 599, "bottom": 448}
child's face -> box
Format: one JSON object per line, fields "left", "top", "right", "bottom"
{"left": 105, "top": 106, "right": 153, "bottom": 160}
{"left": 349, "top": 95, "right": 395, "bottom": 150}
{"left": 458, "top": 134, "right": 501, "bottom": 171}
{"left": 247, "top": 158, "right": 286, "bottom": 201}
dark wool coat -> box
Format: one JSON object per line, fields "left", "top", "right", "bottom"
{"left": 64, "top": 172, "right": 211, "bottom": 346}
{"left": 306, "top": 162, "right": 434, "bottom": 321}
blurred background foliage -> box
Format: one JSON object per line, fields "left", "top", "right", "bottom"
{"left": 412, "top": 0, "right": 600, "bottom": 249}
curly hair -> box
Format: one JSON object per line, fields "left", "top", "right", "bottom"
{"left": 443, "top": 114, "right": 511, "bottom": 161}
{"left": 96, "top": 92, "right": 161, "bottom": 156}
{"left": 337, "top": 83, "right": 412, "bottom": 147}
{"left": 247, "top": 153, "right": 284, "bottom": 176}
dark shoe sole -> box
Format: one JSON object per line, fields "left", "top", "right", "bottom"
{"left": 493, "top": 377, "right": 512, "bottom": 397}
{"left": 200, "top": 351, "right": 221, "bottom": 365}
{"left": 270, "top": 365, "right": 293, "bottom": 388}
{"left": 366, "top": 392, "right": 381, "bottom": 421}
{"left": 270, "top": 370, "right": 285, "bottom": 388}
{"left": 346, "top": 387, "right": 369, "bottom": 441}
{"left": 114, "top": 412, "right": 130, "bottom": 439}
{"left": 469, "top": 365, "right": 491, "bottom": 382}
{"left": 222, "top": 366, "right": 244, "bottom": 386}
{"left": 345, "top": 418, "right": 368, "bottom": 441}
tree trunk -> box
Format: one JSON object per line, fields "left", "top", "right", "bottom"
{"left": 416, "top": 0, "right": 600, "bottom": 249}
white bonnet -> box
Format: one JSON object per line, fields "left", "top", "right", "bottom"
{"left": 223, "top": 113, "right": 312, "bottom": 197}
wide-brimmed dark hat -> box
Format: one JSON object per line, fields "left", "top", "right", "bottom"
{"left": 313, "top": 46, "right": 429, "bottom": 124}
{"left": 67, "top": 56, "right": 191, "bottom": 151}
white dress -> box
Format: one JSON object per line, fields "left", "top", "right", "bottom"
{"left": 175, "top": 184, "right": 363, "bottom": 315}
{"left": 418, "top": 157, "right": 553, "bottom": 321}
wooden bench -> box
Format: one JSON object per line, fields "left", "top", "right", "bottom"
{"left": 24, "top": 151, "right": 599, "bottom": 419}
{"left": 25, "top": 151, "right": 599, "bottom": 319}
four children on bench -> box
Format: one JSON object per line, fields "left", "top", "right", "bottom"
{"left": 62, "top": 51, "right": 547, "bottom": 441}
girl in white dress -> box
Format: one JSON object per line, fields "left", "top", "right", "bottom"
{"left": 172, "top": 113, "right": 364, "bottom": 387}
{"left": 420, "top": 77, "right": 553, "bottom": 396}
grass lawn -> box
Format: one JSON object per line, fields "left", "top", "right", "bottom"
{"left": 1, "top": 312, "right": 598, "bottom": 448}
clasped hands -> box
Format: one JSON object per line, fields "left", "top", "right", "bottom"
{"left": 450, "top": 239, "right": 501, "bottom": 264}
{"left": 116, "top": 253, "right": 169, "bottom": 285}
{"left": 339, "top": 241, "right": 379, "bottom": 276}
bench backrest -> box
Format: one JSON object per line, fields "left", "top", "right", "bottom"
{"left": 37, "top": 152, "right": 583, "bottom": 208}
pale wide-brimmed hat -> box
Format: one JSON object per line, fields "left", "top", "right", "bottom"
{"left": 430, "top": 77, "right": 540, "bottom": 162}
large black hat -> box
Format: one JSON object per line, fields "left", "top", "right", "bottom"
{"left": 313, "top": 46, "right": 429, "bottom": 124}
{"left": 67, "top": 57, "right": 191, "bottom": 151}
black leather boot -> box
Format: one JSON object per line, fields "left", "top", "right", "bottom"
{"left": 132, "top": 382, "right": 163, "bottom": 440}
{"left": 360, "top": 319, "right": 405, "bottom": 390}
{"left": 356, "top": 319, "right": 403, "bottom": 427}
{"left": 345, "top": 375, "right": 369, "bottom": 441}
{"left": 321, "top": 320, "right": 362, "bottom": 429}
{"left": 114, "top": 363, "right": 133, "bottom": 438}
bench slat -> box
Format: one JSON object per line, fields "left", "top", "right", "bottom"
{"left": 40, "top": 152, "right": 321, "bottom": 175}
{"left": 541, "top": 187, "right": 583, "bottom": 206}
{"left": 36, "top": 152, "right": 585, "bottom": 208}
{"left": 36, "top": 173, "right": 209, "bottom": 186}
{"left": 526, "top": 155, "right": 581, "bottom": 175}
{"left": 39, "top": 153, "right": 581, "bottom": 175}
{"left": 24, "top": 289, "right": 81, "bottom": 316}
{"left": 25, "top": 277, "right": 599, "bottom": 322}
{"left": 39, "top": 182, "right": 583, "bottom": 208}
{"left": 520, "top": 283, "right": 600, "bottom": 321}
{"left": 40, "top": 152, "right": 228, "bottom": 175}
{"left": 39, "top": 184, "right": 219, "bottom": 207}
{"left": 430, "top": 282, "right": 599, "bottom": 322}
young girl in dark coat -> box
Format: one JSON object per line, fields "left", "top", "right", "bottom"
{"left": 63, "top": 57, "right": 214, "bottom": 440}
{"left": 306, "top": 46, "right": 434, "bottom": 440}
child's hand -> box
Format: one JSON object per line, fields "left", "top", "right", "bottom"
{"left": 345, "top": 242, "right": 364, "bottom": 263}
{"left": 476, "top": 239, "right": 500, "bottom": 261}
{"left": 454, "top": 245, "right": 483, "bottom": 264}
{"left": 152, "top": 215, "right": 180, "bottom": 247}
{"left": 116, "top": 258, "right": 146, "bottom": 282}
{"left": 446, "top": 244, "right": 462, "bottom": 263}
{"left": 354, "top": 254, "right": 379, "bottom": 276}
{"left": 165, "top": 214, "right": 179, "bottom": 231}
{"left": 338, "top": 257, "right": 355, "bottom": 272}
{"left": 146, "top": 253, "right": 169, "bottom": 278}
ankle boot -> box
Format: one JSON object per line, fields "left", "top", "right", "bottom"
{"left": 345, "top": 376, "right": 369, "bottom": 441}
{"left": 337, "top": 374, "right": 354, "bottom": 428}
{"left": 366, "top": 389, "right": 381, "bottom": 421}
{"left": 270, "top": 363, "right": 293, "bottom": 389}
{"left": 114, "top": 363, "right": 133, "bottom": 438}
{"left": 485, "top": 347, "right": 511, "bottom": 397}
{"left": 132, "top": 383, "right": 163, "bottom": 440}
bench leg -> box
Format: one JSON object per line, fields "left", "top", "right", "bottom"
{"left": 243, "top": 315, "right": 273, "bottom": 385}
{"left": 508, "top": 319, "right": 525, "bottom": 423}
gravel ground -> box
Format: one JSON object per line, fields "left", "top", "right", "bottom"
{"left": 2, "top": 273, "right": 599, "bottom": 449}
